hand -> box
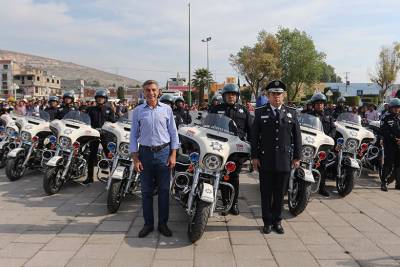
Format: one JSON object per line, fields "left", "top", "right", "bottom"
{"left": 292, "top": 159, "right": 300, "bottom": 169}
{"left": 251, "top": 158, "right": 261, "bottom": 171}
{"left": 167, "top": 154, "right": 176, "bottom": 169}
{"left": 396, "top": 138, "right": 400, "bottom": 145}
{"left": 133, "top": 158, "right": 143, "bottom": 172}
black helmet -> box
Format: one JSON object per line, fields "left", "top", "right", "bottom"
{"left": 310, "top": 92, "right": 327, "bottom": 104}
{"left": 221, "top": 84, "right": 240, "bottom": 103}
{"left": 160, "top": 94, "right": 174, "bottom": 106}
{"left": 62, "top": 91, "right": 74, "bottom": 102}
{"left": 48, "top": 96, "right": 59, "bottom": 103}
{"left": 337, "top": 96, "right": 346, "bottom": 103}
{"left": 94, "top": 89, "right": 108, "bottom": 101}
{"left": 212, "top": 94, "right": 223, "bottom": 103}
{"left": 174, "top": 96, "right": 185, "bottom": 104}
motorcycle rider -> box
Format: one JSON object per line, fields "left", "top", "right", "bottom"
{"left": 308, "top": 92, "right": 336, "bottom": 196}
{"left": 84, "top": 89, "right": 117, "bottom": 184}
{"left": 380, "top": 98, "right": 400, "bottom": 191}
{"left": 44, "top": 96, "right": 59, "bottom": 121}
{"left": 209, "top": 83, "right": 252, "bottom": 215}
{"left": 174, "top": 97, "right": 191, "bottom": 126}
{"left": 332, "top": 96, "right": 347, "bottom": 119}
{"left": 55, "top": 91, "right": 76, "bottom": 119}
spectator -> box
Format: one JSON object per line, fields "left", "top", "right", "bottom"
{"left": 365, "top": 104, "right": 379, "bottom": 121}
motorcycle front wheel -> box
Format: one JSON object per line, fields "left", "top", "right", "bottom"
{"left": 188, "top": 199, "right": 212, "bottom": 243}
{"left": 336, "top": 167, "right": 355, "bottom": 197}
{"left": 107, "top": 180, "right": 125, "bottom": 213}
{"left": 43, "top": 167, "right": 64, "bottom": 195}
{"left": 5, "top": 155, "right": 26, "bottom": 181}
{"left": 288, "top": 179, "right": 312, "bottom": 216}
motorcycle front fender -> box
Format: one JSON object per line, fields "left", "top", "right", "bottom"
{"left": 46, "top": 156, "right": 64, "bottom": 167}
{"left": 110, "top": 166, "right": 126, "bottom": 180}
{"left": 302, "top": 167, "right": 315, "bottom": 183}
{"left": 343, "top": 157, "right": 360, "bottom": 169}
{"left": 7, "top": 148, "right": 25, "bottom": 158}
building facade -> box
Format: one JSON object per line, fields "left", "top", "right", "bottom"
{"left": 0, "top": 60, "right": 15, "bottom": 98}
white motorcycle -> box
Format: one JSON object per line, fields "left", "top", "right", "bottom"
{"left": 0, "top": 112, "right": 25, "bottom": 167}
{"left": 289, "top": 114, "right": 335, "bottom": 215}
{"left": 5, "top": 111, "right": 53, "bottom": 181}
{"left": 98, "top": 114, "right": 140, "bottom": 213}
{"left": 43, "top": 111, "right": 100, "bottom": 195}
{"left": 172, "top": 113, "right": 250, "bottom": 243}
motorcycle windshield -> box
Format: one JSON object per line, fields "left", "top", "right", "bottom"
{"left": 118, "top": 111, "right": 132, "bottom": 124}
{"left": 62, "top": 111, "right": 91, "bottom": 125}
{"left": 26, "top": 110, "right": 50, "bottom": 121}
{"left": 298, "top": 113, "right": 324, "bottom": 132}
{"left": 337, "top": 112, "right": 361, "bottom": 126}
{"left": 200, "top": 113, "right": 239, "bottom": 136}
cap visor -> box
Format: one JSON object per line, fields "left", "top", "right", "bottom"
{"left": 268, "top": 88, "right": 284, "bottom": 93}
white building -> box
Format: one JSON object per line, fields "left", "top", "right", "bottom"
{"left": 0, "top": 59, "right": 15, "bottom": 98}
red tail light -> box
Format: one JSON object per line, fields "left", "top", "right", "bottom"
{"left": 32, "top": 136, "right": 39, "bottom": 143}
{"left": 225, "top": 161, "right": 236, "bottom": 173}
{"left": 361, "top": 143, "right": 368, "bottom": 151}
{"left": 318, "top": 151, "right": 327, "bottom": 161}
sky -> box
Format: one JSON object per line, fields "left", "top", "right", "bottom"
{"left": 0, "top": 0, "right": 399, "bottom": 85}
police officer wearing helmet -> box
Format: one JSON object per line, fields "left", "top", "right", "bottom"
{"left": 55, "top": 91, "right": 76, "bottom": 119}
{"left": 209, "top": 83, "right": 252, "bottom": 216}
{"left": 251, "top": 80, "right": 302, "bottom": 234}
{"left": 332, "top": 96, "right": 346, "bottom": 119}
{"left": 44, "top": 96, "right": 59, "bottom": 121}
{"left": 159, "top": 94, "right": 175, "bottom": 108}
{"left": 208, "top": 94, "right": 222, "bottom": 111}
{"left": 84, "top": 89, "right": 117, "bottom": 184}
{"left": 380, "top": 98, "right": 400, "bottom": 191}
{"left": 308, "top": 92, "right": 336, "bottom": 196}
{"left": 174, "top": 96, "right": 191, "bottom": 126}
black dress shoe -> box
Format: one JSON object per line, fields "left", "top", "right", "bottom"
{"left": 138, "top": 225, "right": 154, "bottom": 238}
{"left": 395, "top": 184, "right": 400, "bottom": 190}
{"left": 230, "top": 203, "right": 239, "bottom": 215}
{"left": 82, "top": 179, "right": 94, "bottom": 185}
{"left": 381, "top": 183, "right": 388, "bottom": 192}
{"left": 158, "top": 224, "right": 172, "bottom": 237}
{"left": 262, "top": 225, "right": 272, "bottom": 234}
{"left": 319, "top": 188, "right": 330, "bottom": 197}
{"left": 273, "top": 223, "right": 284, "bottom": 234}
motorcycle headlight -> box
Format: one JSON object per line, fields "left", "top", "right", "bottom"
{"left": 59, "top": 136, "right": 71, "bottom": 149}
{"left": 301, "top": 145, "right": 315, "bottom": 160}
{"left": 203, "top": 154, "right": 222, "bottom": 171}
{"left": 345, "top": 138, "right": 359, "bottom": 151}
{"left": 20, "top": 131, "right": 31, "bottom": 142}
{"left": 119, "top": 142, "right": 130, "bottom": 157}
{"left": 6, "top": 127, "right": 16, "bottom": 137}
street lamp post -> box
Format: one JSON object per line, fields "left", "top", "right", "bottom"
{"left": 202, "top": 36, "right": 211, "bottom": 103}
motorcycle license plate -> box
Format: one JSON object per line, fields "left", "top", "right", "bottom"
{"left": 349, "top": 158, "right": 360, "bottom": 169}
{"left": 200, "top": 183, "right": 214, "bottom": 203}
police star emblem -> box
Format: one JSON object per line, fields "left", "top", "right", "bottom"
{"left": 210, "top": 141, "right": 223, "bottom": 152}
{"left": 305, "top": 136, "right": 315, "bottom": 144}
{"left": 274, "top": 81, "right": 280, "bottom": 87}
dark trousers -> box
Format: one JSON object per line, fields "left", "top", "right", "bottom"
{"left": 139, "top": 146, "right": 171, "bottom": 226}
{"left": 382, "top": 145, "right": 400, "bottom": 185}
{"left": 221, "top": 161, "right": 242, "bottom": 205}
{"left": 259, "top": 169, "right": 289, "bottom": 226}
{"left": 87, "top": 140, "right": 109, "bottom": 181}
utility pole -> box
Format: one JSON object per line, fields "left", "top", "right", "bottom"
{"left": 345, "top": 72, "right": 350, "bottom": 95}
{"left": 202, "top": 36, "right": 211, "bottom": 104}
{"left": 188, "top": 3, "right": 192, "bottom": 106}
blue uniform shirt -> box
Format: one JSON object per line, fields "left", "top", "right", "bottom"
{"left": 129, "top": 101, "right": 179, "bottom": 153}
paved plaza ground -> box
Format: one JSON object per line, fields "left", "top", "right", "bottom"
{"left": 0, "top": 168, "right": 399, "bottom": 267}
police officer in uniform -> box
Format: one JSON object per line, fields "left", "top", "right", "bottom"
{"left": 208, "top": 94, "right": 222, "bottom": 111}
{"left": 174, "top": 97, "right": 192, "bottom": 126}
{"left": 332, "top": 96, "right": 347, "bottom": 119}
{"left": 308, "top": 92, "right": 336, "bottom": 196}
{"left": 44, "top": 96, "right": 59, "bottom": 121}
{"left": 55, "top": 91, "right": 76, "bottom": 119}
{"left": 84, "top": 89, "right": 117, "bottom": 184}
{"left": 380, "top": 98, "right": 400, "bottom": 191}
{"left": 210, "top": 84, "right": 252, "bottom": 215}
{"left": 251, "top": 80, "right": 302, "bottom": 234}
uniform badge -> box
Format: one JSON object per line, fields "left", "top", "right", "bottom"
{"left": 210, "top": 141, "right": 223, "bottom": 152}
{"left": 106, "top": 110, "right": 110, "bottom": 114}
{"left": 239, "top": 108, "right": 244, "bottom": 113}
{"left": 287, "top": 113, "right": 292, "bottom": 118}
{"left": 274, "top": 81, "right": 280, "bottom": 86}
{"left": 261, "top": 115, "right": 269, "bottom": 119}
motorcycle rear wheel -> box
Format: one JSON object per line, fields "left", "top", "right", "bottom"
{"left": 43, "top": 167, "right": 63, "bottom": 195}
{"left": 288, "top": 179, "right": 311, "bottom": 216}
{"left": 336, "top": 167, "right": 355, "bottom": 197}
{"left": 107, "top": 180, "right": 125, "bottom": 213}
{"left": 188, "top": 199, "right": 211, "bottom": 243}
{"left": 5, "top": 155, "right": 26, "bottom": 181}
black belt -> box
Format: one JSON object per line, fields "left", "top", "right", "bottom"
{"left": 140, "top": 143, "right": 170, "bottom": 152}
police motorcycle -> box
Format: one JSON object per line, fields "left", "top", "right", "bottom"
{"left": 289, "top": 113, "right": 334, "bottom": 215}
{"left": 0, "top": 112, "right": 25, "bottom": 168}
{"left": 172, "top": 113, "right": 250, "bottom": 243}
{"left": 97, "top": 113, "right": 140, "bottom": 213}
{"left": 358, "top": 120, "right": 383, "bottom": 177}
{"left": 43, "top": 111, "right": 100, "bottom": 195}
{"left": 5, "top": 111, "right": 53, "bottom": 181}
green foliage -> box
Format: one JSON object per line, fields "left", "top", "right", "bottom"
{"left": 320, "top": 63, "right": 342, "bottom": 82}
{"left": 191, "top": 68, "right": 213, "bottom": 105}
{"left": 346, "top": 96, "right": 360, "bottom": 107}
{"left": 117, "top": 86, "right": 125, "bottom": 100}
{"left": 240, "top": 86, "right": 252, "bottom": 101}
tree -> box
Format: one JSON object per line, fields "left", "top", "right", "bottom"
{"left": 117, "top": 86, "right": 125, "bottom": 99}
{"left": 370, "top": 43, "right": 400, "bottom": 100}
{"left": 230, "top": 31, "right": 281, "bottom": 97}
{"left": 191, "top": 68, "right": 213, "bottom": 105}
{"left": 320, "top": 63, "right": 342, "bottom": 82}
{"left": 276, "top": 27, "right": 326, "bottom": 101}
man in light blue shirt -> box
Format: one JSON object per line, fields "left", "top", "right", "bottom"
{"left": 130, "top": 80, "right": 179, "bottom": 238}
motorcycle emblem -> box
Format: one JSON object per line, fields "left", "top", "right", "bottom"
{"left": 64, "top": 129, "right": 72, "bottom": 134}
{"left": 305, "top": 136, "right": 315, "bottom": 144}
{"left": 205, "top": 188, "right": 212, "bottom": 194}
{"left": 210, "top": 141, "right": 223, "bottom": 151}
{"left": 349, "top": 131, "right": 358, "bottom": 137}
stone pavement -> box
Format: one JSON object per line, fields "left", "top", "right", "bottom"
{"left": 0, "top": 168, "right": 400, "bottom": 267}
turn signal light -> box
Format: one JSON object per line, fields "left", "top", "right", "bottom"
{"left": 223, "top": 175, "right": 230, "bottom": 181}
{"left": 32, "top": 136, "right": 39, "bottom": 143}
{"left": 107, "top": 152, "right": 113, "bottom": 159}
{"left": 318, "top": 151, "right": 327, "bottom": 161}
{"left": 72, "top": 141, "right": 80, "bottom": 150}
{"left": 361, "top": 143, "right": 368, "bottom": 151}
{"left": 225, "top": 161, "right": 236, "bottom": 173}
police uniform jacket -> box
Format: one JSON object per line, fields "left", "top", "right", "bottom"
{"left": 86, "top": 105, "right": 117, "bottom": 129}
{"left": 55, "top": 105, "right": 76, "bottom": 120}
{"left": 308, "top": 110, "right": 336, "bottom": 138}
{"left": 251, "top": 103, "right": 302, "bottom": 172}
{"left": 44, "top": 107, "right": 58, "bottom": 121}
{"left": 174, "top": 107, "right": 192, "bottom": 125}
{"left": 209, "top": 103, "right": 252, "bottom": 141}
{"left": 381, "top": 112, "right": 400, "bottom": 151}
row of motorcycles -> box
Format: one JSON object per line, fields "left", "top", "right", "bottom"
{"left": 0, "top": 109, "right": 383, "bottom": 243}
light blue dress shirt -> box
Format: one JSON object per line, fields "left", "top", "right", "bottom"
{"left": 129, "top": 101, "right": 179, "bottom": 153}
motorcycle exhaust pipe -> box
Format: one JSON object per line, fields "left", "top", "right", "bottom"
{"left": 98, "top": 159, "right": 109, "bottom": 169}
{"left": 173, "top": 172, "right": 190, "bottom": 189}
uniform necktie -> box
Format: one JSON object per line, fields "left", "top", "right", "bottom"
{"left": 275, "top": 108, "right": 280, "bottom": 120}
